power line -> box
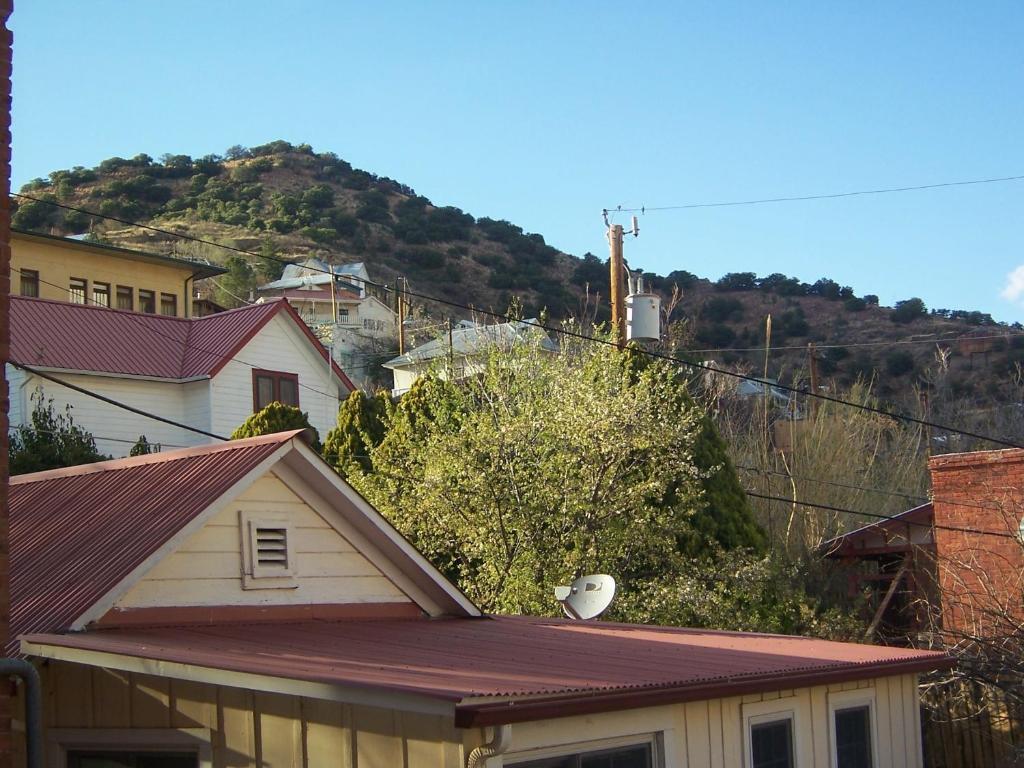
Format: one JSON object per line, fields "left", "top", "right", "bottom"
{"left": 607, "top": 173, "right": 1024, "bottom": 214}
{"left": 6, "top": 424, "right": 190, "bottom": 449}
{"left": 12, "top": 267, "right": 347, "bottom": 403}
{"left": 12, "top": 363, "right": 229, "bottom": 442}
{"left": 735, "top": 464, "right": 1002, "bottom": 514}
{"left": 745, "top": 490, "right": 1019, "bottom": 541}
{"left": 14, "top": 194, "right": 1024, "bottom": 450}
{"left": 686, "top": 331, "right": 1023, "bottom": 356}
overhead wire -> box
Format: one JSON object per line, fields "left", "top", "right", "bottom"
{"left": 745, "top": 491, "right": 1019, "bottom": 541}
{"left": 9, "top": 201, "right": 1023, "bottom": 540}
{"left": 13, "top": 194, "right": 1024, "bottom": 450}
{"left": 12, "top": 266, "right": 349, "bottom": 403}
{"left": 606, "top": 173, "right": 1024, "bottom": 213}
{"left": 685, "top": 331, "right": 1024, "bottom": 356}
{"left": 735, "top": 464, "right": 1002, "bottom": 514}
{"left": 12, "top": 362, "right": 229, "bottom": 442}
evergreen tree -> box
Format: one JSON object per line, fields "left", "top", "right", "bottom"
{"left": 9, "top": 392, "right": 108, "bottom": 474}
{"left": 231, "top": 402, "right": 321, "bottom": 450}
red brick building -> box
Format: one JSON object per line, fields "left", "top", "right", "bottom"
{"left": 826, "top": 449, "right": 1024, "bottom": 644}
{"left": 930, "top": 449, "right": 1024, "bottom": 640}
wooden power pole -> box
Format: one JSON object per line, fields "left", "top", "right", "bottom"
{"left": 395, "top": 277, "right": 406, "bottom": 355}
{"left": 808, "top": 342, "right": 820, "bottom": 420}
{"left": 608, "top": 223, "right": 626, "bottom": 347}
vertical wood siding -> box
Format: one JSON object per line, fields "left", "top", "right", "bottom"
{"left": 36, "top": 662, "right": 466, "bottom": 768}
{"left": 115, "top": 472, "right": 410, "bottom": 609}
{"left": 22, "top": 663, "right": 924, "bottom": 768}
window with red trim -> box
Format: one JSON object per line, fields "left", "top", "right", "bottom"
{"left": 252, "top": 369, "right": 300, "bottom": 411}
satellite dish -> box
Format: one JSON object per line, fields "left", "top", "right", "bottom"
{"left": 554, "top": 574, "right": 616, "bottom": 620}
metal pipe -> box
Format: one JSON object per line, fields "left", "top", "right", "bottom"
{"left": 466, "top": 724, "right": 511, "bottom": 768}
{"left": 0, "top": 658, "right": 43, "bottom": 768}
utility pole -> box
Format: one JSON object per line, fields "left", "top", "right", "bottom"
{"left": 605, "top": 211, "right": 642, "bottom": 348}
{"left": 808, "top": 342, "right": 820, "bottom": 420}
{"left": 447, "top": 317, "right": 454, "bottom": 378}
{"left": 395, "top": 277, "right": 406, "bottom": 355}
{"left": 608, "top": 223, "right": 625, "bottom": 347}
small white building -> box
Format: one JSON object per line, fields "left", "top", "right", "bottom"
{"left": 257, "top": 257, "right": 397, "bottom": 341}
{"left": 6, "top": 296, "right": 355, "bottom": 456}
{"left": 382, "top": 319, "right": 557, "bottom": 395}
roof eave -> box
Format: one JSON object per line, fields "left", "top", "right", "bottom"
{"left": 453, "top": 654, "right": 955, "bottom": 727}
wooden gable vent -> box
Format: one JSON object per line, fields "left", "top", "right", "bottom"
{"left": 255, "top": 527, "right": 289, "bottom": 569}
{"left": 242, "top": 513, "right": 297, "bottom": 589}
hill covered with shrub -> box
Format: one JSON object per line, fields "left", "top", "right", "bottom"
{"left": 13, "top": 139, "right": 1023, "bottom": 399}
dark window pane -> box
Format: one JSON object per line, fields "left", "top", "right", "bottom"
{"left": 835, "top": 706, "right": 872, "bottom": 768}
{"left": 160, "top": 293, "right": 178, "bottom": 316}
{"left": 256, "top": 376, "right": 274, "bottom": 410}
{"left": 516, "top": 745, "right": 651, "bottom": 768}
{"left": 139, "top": 290, "right": 156, "bottom": 314}
{"left": 67, "top": 751, "right": 197, "bottom": 768}
{"left": 20, "top": 269, "right": 39, "bottom": 297}
{"left": 117, "top": 286, "right": 133, "bottom": 311}
{"left": 751, "top": 720, "right": 793, "bottom": 768}
{"left": 278, "top": 377, "right": 299, "bottom": 406}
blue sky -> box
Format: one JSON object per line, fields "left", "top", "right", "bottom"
{"left": 11, "top": 2, "right": 1024, "bottom": 320}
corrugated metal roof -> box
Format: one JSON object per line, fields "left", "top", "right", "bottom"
{"left": 383, "top": 319, "right": 557, "bottom": 369}
{"left": 7, "top": 431, "right": 302, "bottom": 655}
{"left": 821, "top": 503, "right": 934, "bottom": 558}
{"left": 21, "top": 615, "right": 952, "bottom": 723}
{"left": 9, "top": 296, "right": 355, "bottom": 390}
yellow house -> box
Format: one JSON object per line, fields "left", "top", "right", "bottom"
{"left": 9, "top": 431, "right": 952, "bottom": 768}
{"left": 10, "top": 229, "right": 226, "bottom": 317}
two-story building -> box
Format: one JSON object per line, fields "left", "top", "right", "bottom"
{"left": 256, "top": 257, "right": 397, "bottom": 339}
{"left": 6, "top": 296, "right": 355, "bottom": 456}
{"left": 10, "top": 229, "right": 226, "bottom": 317}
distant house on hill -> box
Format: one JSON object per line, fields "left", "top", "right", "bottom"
{"left": 382, "top": 319, "right": 558, "bottom": 395}
{"left": 9, "top": 228, "right": 226, "bottom": 317}
{"left": 256, "top": 257, "right": 396, "bottom": 339}
{"left": 6, "top": 296, "right": 355, "bottom": 456}
{"left": 7, "top": 430, "right": 949, "bottom": 768}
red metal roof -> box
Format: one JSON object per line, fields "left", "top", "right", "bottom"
{"left": 21, "top": 615, "right": 952, "bottom": 725}
{"left": 7, "top": 430, "right": 303, "bottom": 655}
{"left": 9, "top": 295, "right": 355, "bottom": 390}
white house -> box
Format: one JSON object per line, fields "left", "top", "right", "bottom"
{"left": 6, "top": 296, "right": 355, "bottom": 456}
{"left": 383, "top": 319, "right": 558, "bottom": 395}
{"left": 7, "top": 430, "right": 951, "bottom": 768}
{"left": 256, "top": 257, "right": 397, "bottom": 340}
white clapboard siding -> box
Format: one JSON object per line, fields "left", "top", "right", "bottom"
{"left": 5, "top": 369, "right": 207, "bottom": 458}
{"left": 115, "top": 472, "right": 409, "bottom": 608}
{"left": 209, "top": 314, "right": 344, "bottom": 442}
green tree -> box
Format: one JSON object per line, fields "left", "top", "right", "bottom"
{"left": 322, "top": 390, "right": 388, "bottom": 476}
{"left": 129, "top": 435, "right": 155, "bottom": 456}
{"left": 231, "top": 402, "right": 321, "bottom": 450}
{"left": 9, "top": 392, "right": 108, "bottom": 474}
{"left": 344, "top": 335, "right": 764, "bottom": 618}
{"left": 892, "top": 297, "right": 926, "bottom": 324}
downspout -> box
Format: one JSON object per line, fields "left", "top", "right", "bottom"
{"left": 0, "top": 658, "right": 42, "bottom": 768}
{"left": 184, "top": 272, "right": 196, "bottom": 318}
{"left": 466, "top": 724, "right": 511, "bottom": 768}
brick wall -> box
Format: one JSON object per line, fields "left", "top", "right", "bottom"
{"left": 0, "top": 1, "right": 13, "bottom": 762}
{"left": 930, "top": 449, "right": 1024, "bottom": 639}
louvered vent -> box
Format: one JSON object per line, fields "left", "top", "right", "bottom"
{"left": 255, "top": 527, "right": 289, "bottom": 570}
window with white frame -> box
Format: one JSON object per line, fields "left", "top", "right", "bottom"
{"left": 828, "top": 689, "right": 877, "bottom": 768}
{"left": 744, "top": 698, "right": 801, "bottom": 768}
{"left": 507, "top": 735, "right": 659, "bottom": 768}
{"left": 240, "top": 511, "right": 297, "bottom": 589}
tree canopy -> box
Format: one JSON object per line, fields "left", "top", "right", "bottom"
{"left": 327, "top": 332, "right": 765, "bottom": 619}
{"left": 9, "top": 391, "right": 108, "bottom": 474}
{"left": 231, "top": 401, "right": 321, "bottom": 450}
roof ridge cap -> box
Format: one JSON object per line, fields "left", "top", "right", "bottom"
{"left": 10, "top": 430, "right": 303, "bottom": 484}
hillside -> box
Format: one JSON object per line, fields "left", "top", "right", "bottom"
{"left": 12, "top": 139, "right": 1024, "bottom": 401}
